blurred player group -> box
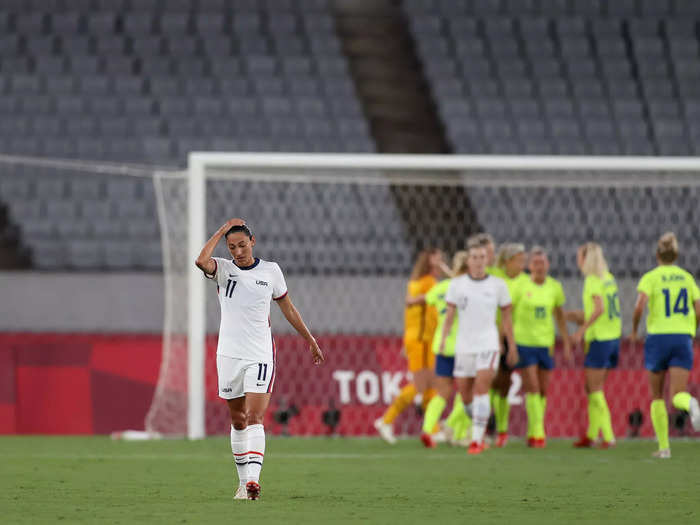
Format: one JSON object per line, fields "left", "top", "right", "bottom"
{"left": 374, "top": 232, "right": 700, "bottom": 458}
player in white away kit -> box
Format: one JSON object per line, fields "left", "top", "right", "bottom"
{"left": 195, "top": 218, "right": 324, "bottom": 501}
{"left": 439, "top": 241, "right": 517, "bottom": 455}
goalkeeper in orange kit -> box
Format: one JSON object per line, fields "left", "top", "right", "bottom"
{"left": 374, "top": 248, "right": 447, "bottom": 443}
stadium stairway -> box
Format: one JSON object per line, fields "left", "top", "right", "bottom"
{"left": 334, "top": 0, "right": 482, "bottom": 254}
{"left": 334, "top": 0, "right": 449, "bottom": 153}
{"left": 0, "top": 202, "right": 29, "bottom": 269}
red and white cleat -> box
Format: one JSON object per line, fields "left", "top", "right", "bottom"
{"left": 495, "top": 432, "right": 508, "bottom": 448}
{"left": 598, "top": 440, "right": 616, "bottom": 450}
{"left": 420, "top": 432, "right": 436, "bottom": 449}
{"left": 246, "top": 481, "right": 261, "bottom": 500}
{"left": 533, "top": 438, "right": 546, "bottom": 448}
{"left": 573, "top": 436, "right": 594, "bottom": 448}
{"left": 467, "top": 441, "right": 487, "bottom": 455}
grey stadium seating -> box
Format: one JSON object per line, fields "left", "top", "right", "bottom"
{"left": 0, "top": 0, "right": 373, "bottom": 270}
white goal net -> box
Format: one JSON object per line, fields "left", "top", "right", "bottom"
{"left": 144, "top": 154, "right": 700, "bottom": 440}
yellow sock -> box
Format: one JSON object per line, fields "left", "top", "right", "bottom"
{"left": 672, "top": 392, "right": 691, "bottom": 412}
{"left": 382, "top": 383, "right": 417, "bottom": 424}
{"left": 650, "top": 399, "right": 669, "bottom": 451}
{"left": 586, "top": 393, "right": 600, "bottom": 440}
{"left": 446, "top": 393, "right": 464, "bottom": 429}
{"left": 539, "top": 395, "right": 547, "bottom": 438}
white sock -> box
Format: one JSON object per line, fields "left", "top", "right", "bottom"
{"left": 247, "top": 424, "right": 266, "bottom": 483}
{"left": 471, "top": 394, "right": 490, "bottom": 444}
{"left": 231, "top": 425, "right": 249, "bottom": 487}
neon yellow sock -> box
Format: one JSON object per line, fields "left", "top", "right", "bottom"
{"left": 650, "top": 399, "right": 669, "bottom": 451}
{"left": 539, "top": 395, "right": 547, "bottom": 438}
{"left": 591, "top": 391, "right": 614, "bottom": 442}
{"left": 672, "top": 392, "right": 692, "bottom": 412}
{"left": 586, "top": 393, "right": 600, "bottom": 440}
{"left": 497, "top": 395, "right": 510, "bottom": 433}
{"left": 525, "top": 393, "right": 541, "bottom": 438}
{"left": 422, "top": 395, "right": 446, "bottom": 434}
{"left": 489, "top": 388, "right": 497, "bottom": 408}
{"left": 445, "top": 393, "right": 464, "bottom": 429}
{"left": 492, "top": 393, "right": 503, "bottom": 432}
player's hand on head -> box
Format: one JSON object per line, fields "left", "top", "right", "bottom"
{"left": 223, "top": 218, "right": 246, "bottom": 230}
{"left": 310, "top": 340, "right": 324, "bottom": 365}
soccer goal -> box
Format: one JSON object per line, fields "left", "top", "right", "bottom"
{"left": 142, "top": 153, "right": 700, "bottom": 440}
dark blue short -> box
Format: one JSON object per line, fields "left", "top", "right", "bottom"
{"left": 584, "top": 339, "right": 620, "bottom": 369}
{"left": 515, "top": 345, "right": 553, "bottom": 370}
{"left": 435, "top": 354, "right": 455, "bottom": 377}
{"left": 644, "top": 334, "right": 693, "bottom": 372}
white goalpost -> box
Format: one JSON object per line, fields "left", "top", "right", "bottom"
{"left": 147, "top": 153, "right": 700, "bottom": 440}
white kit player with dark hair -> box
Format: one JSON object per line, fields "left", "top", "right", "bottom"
{"left": 439, "top": 242, "right": 517, "bottom": 455}
{"left": 195, "top": 218, "right": 324, "bottom": 501}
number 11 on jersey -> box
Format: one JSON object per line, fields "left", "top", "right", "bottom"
{"left": 225, "top": 279, "right": 237, "bottom": 298}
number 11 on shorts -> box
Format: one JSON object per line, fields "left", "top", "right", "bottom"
{"left": 257, "top": 363, "right": 268, "bottom": 381}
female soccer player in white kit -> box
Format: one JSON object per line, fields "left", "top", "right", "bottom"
{"left": 195, "top": 218, "right": 324, "bottom": 500}
{"left": 439, "top": 242, "right": 517, "bottom": 455}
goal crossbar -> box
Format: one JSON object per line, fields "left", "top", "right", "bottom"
{"left": 185, "top": 153, "right": 700, "bottom": 439}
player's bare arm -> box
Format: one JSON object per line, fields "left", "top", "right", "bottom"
{"left": 438, "top": 303, "right": 456, "bottom": 355}
{"left": 630, "top": 292, "right": 648, "bottom": 345}
{"left": 195, "top": 217, "right": 246, "bottom": 275}
{"left": 405, "top": 293, "right": 426, "bottom": 306}
{"left": 276, "top": 294, "right": 324, "bottom": 365}
{"left": 572, "top": 295, "right": 604, "bottom": 345}
{"left": 500, "top": 304, "right": 518, "bottom": 366}
{"left": 565, "top": 310, "right": 585, "bottom": 325}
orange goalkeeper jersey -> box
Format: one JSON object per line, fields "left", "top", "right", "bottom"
{"left": 404, "top": 275, "right": 438, "bottom": 343}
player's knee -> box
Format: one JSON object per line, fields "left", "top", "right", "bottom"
{"left": 247, "top": 411, "right": 265, "bottom": 426}
{"left": 229, "top": 409, "right": 248, "bottom": 429}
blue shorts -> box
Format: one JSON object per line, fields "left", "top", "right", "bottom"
{"left": 644, "top": 334, "right": 694, "bottom": 372}
{"left": 584, "top": 339, "right": 620, "bottom": 369}
{"left": 435, "top": 354, "right": 455, "bottom": 377}
{"left": 515, "top": 345, "right": 553, "bottom": 370}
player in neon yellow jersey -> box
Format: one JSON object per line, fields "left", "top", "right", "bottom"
{"left": 512, "top": 246, "right": 572, "bottom": 448}
{"left": 567, "top": 243, "right": 621, "bottom": 449}
{"left": 491, "top": 243, "right": 529, "bottom": 448}
{"left": 420, "top": 251, "right": 473, "bottom": 448}
{"left": 631, "top": 232, "right": 700, "bottom": 459}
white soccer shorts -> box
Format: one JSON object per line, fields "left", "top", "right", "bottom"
{"left": 216, "top": 355, "right": 275, "bottom": 399}
{"left": 453, "top": 351, "right": 500, "bottom": 378}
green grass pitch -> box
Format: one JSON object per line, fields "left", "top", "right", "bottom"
{"left": 2, "top": 436, "right": 699, "bottom": 524}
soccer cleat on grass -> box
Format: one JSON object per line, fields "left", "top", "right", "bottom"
{"left": 598, "top": 440, "right": 616, "bottom": 450}
{"left": 439, "top": 421, "right": 454, "bottom": 443}
{"left": 234, "top": 486, "right": 248, "bottom": 500}
{"left": 495, "top": 432, "right": 508, "bottom": 448}
{"left": 533, "top": 438, "right": 546, "bottom": 449}
{"left": 374, "top": 418, "right": 397, "bottom": 445}
{"left": 652, "top": 448, "right": 671, "bottom": 459}
{"left": 573, "top": 436, "right": 594, "bottom": 448}
{"left": 527, "top": 437, "right": 536, "bottom": 448}
{"left": 467, "top": 441, "right": 488, "bottom": 455}
{"left": 432, "top": 429, "right": 448, "bottom": 444}
{"left": 246, "top": 481, "right": 261, "bottom": 500}
{"left": 420, "top": 432, "right": 436, "bottom": 449}
{"left": 689, "top": 397, "right": 700, "bottom": 431}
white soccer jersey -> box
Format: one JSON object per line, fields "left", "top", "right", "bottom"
{"left": 206, "top": 257, "right": 288, "bottom": 362}
{"left": 445, "top": 274, "right": 511, "bottom": 354}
